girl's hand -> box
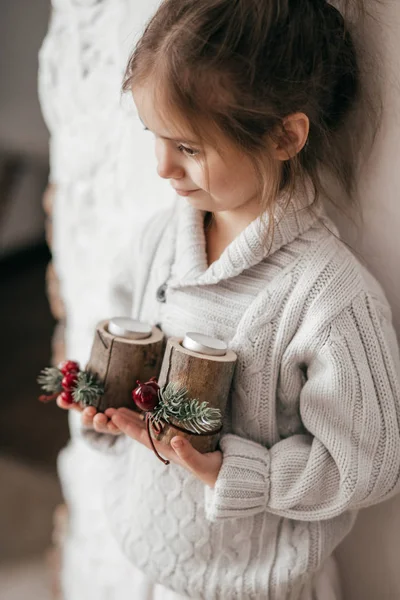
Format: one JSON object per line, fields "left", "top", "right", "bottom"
{"left": 107, "top": 408, "right": 222, "bottom": 488}
{"left": 56, "top": 396, "right": 122, "bottom": 435}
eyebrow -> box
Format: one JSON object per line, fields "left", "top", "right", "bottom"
{"left": 138, "top": 116, "right": 199, "bottom": 145}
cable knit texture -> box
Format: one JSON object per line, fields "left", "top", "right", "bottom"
{"left": 89, "top": 192, "right": 400, "bottom": 600}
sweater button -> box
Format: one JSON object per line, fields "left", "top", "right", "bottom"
{"left": 156, "top": 283, "right": 167, "bottom": 303}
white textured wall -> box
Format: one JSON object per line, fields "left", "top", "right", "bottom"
{"left": 334, "top": 3, "right": 400, "bottom": 599}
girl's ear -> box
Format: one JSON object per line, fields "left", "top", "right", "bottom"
{"left": 270, "top": 113, "right": 310, "bottom": 161}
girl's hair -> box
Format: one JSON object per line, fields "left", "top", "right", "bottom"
{"left": 123, "top": 0, "right": 375, "bottom": 226}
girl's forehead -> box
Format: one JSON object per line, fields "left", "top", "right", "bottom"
{"left": 132, "top": 81, "right": 234, "bottom": 155}
{"left": 132, "top": 83, "right": 199, "bottom": 143}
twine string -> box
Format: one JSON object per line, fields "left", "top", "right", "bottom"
{"left": 145, "top": 413, "right": 222, "bottom": 466}
{"left": 38, "top": 393, "right": 60, "bottom": 403}
{"left": 146, "top": 413, "right": 170, "bottom": 465}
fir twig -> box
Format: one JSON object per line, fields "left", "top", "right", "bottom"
{"left": 72, "top": 371, "right": 104, "bottom": 407}
{"left": 37, "top": 367, "right": 63, "bottom": 394}
{"left": 151, "top": 382, "right": 222, "bottom": 434}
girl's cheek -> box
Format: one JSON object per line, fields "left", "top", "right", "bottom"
{"left": 207, "top": 168, "right": 231, "bottom": 196}
{"left": 190, "top": 163, "right": 210, "bottom": 192}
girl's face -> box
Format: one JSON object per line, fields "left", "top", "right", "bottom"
{"left": 133, "top": 85, "right": 263, "bottom": 214}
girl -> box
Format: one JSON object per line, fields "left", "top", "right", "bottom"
{"left": 58, "top": 0, "right": 400, "bottom": 598}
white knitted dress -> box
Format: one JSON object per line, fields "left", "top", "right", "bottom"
{"left": 81, "top": 194, "right": 400, "bottom": 599}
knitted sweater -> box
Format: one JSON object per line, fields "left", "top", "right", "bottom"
{"left": 84, "top": 192, "right": 400, "bottom": 600}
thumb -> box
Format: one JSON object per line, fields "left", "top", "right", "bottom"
{"left": 171, "top": 436, "right": 202, "bottom": 470}
{"left": 171, "top": 436, "right": 222, "bottom": 488}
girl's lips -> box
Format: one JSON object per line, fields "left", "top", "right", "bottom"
{"left": 174, "top": 188, "right": 199, "bottom": 197}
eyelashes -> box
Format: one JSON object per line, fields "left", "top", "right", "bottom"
{"left": 177, "top": 145, "right": 200, "bottom": 157}
{"left": 143, "top": 127, "right": 200, "bottom": 157}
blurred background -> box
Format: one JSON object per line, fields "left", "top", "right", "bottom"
{"left": 0, "top": 2, "right": 68, "bottom": 598}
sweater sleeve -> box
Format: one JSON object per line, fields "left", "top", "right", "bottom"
{"left": 205, "top": 291, "right": 400, "bottom": 522}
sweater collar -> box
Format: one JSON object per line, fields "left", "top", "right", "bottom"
{"left": 169, "top": 183, "right": 325, "bottom": 288}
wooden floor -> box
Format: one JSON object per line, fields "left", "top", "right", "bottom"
{"left": 0, "top": 245, "right": 69, "bottom": 471}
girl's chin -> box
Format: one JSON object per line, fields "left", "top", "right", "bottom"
{"left": 185, "top": 194, "right": 211, "bottom": 210}
{"left": 183, "top": 191, "right": 218, "bottom": 211}
{"left": 184, "top": 192, "right": 228, "bottom": 213}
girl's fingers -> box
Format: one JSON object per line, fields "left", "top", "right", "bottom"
{"left": 111, "top": 408, "right": 145, "bottom": 429}
{"left": 91, "top": 412, "right": 121, "bottom": 436}
{"left": 93, "top": 412, "right": 110, "bottom": 433}
{"left": 111, "top": 410, "right": 175, "bottom": 463}
{"left": 105, "top": 408, "right": 144, "bottom": 422}
{"left": 106, "top": 407, "right": 141, "bottom": 436}
{"left": 83, "top": 406, "right": 96, "bottom": 418}
{"left": 170, "top": 437, "right": 222, "bottom": 487}
{"left": 56, "top": 396, "right": 83, "bottom": 412}
{"left": 111, "top": 411, "right": 150, "bottom": 447}
{"left": 106, "top": 421, "right": 122, "bottom": 435}
{"left": 81, "top": 406, "right": 97, "bottom": 428}
{"left": 112, "top": 409, "right": 222, "bottom": 482}
{"left": 55, "top": 400, "right": 121, "bottom": 436}
{"left": 104, "top": 408, "right": 118, "bottom": 420}
{"left": 118, "top": 407, "right": 145, "bottom": 423}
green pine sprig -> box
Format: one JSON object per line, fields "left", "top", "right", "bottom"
{"left": 37, "top": 367, "right": 63, "bottom": 393}
{"left": 72, "top": 371, "right": 104, "bottom": 407}
{"left": 151, "top": 382, "right": 222, "bottom": 434}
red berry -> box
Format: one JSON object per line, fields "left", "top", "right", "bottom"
{"left": 62, "top": 372, "right": 78, "bottom": 391}
{"left": 145, "top": 377, "right": 160, "bottom": 394}
{"left": 132, "top": 380, "right": 159, "bottom": 412}
{"left": 60, "top": 391, "right": 74, "bottom": 405}
{"left": 59, "top": 360, "right": 80, "bottom": 375}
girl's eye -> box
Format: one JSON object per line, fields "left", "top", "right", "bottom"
{"left": 177, "top": 144, "right": 200, "bottom": 157}
{"left": 143, "top": 126, "right": 199, "bottom": 157}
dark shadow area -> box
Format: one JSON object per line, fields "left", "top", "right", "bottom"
{"left": 0, "top": 244, "right": 69, "bottom": 471}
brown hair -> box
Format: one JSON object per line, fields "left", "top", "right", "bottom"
{"left": 123, "top": 0, "right": 374, "bottom": 229}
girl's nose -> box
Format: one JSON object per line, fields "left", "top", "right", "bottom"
{"left": 156, "top": 140, "right": 184, "bottom": 180}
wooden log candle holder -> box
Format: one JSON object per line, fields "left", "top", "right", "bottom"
{"left": 86, "top": 317, "right": 164, "bottom": 412}
{"left": 152, "top": 333, "right": 237, "bottom": 454}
